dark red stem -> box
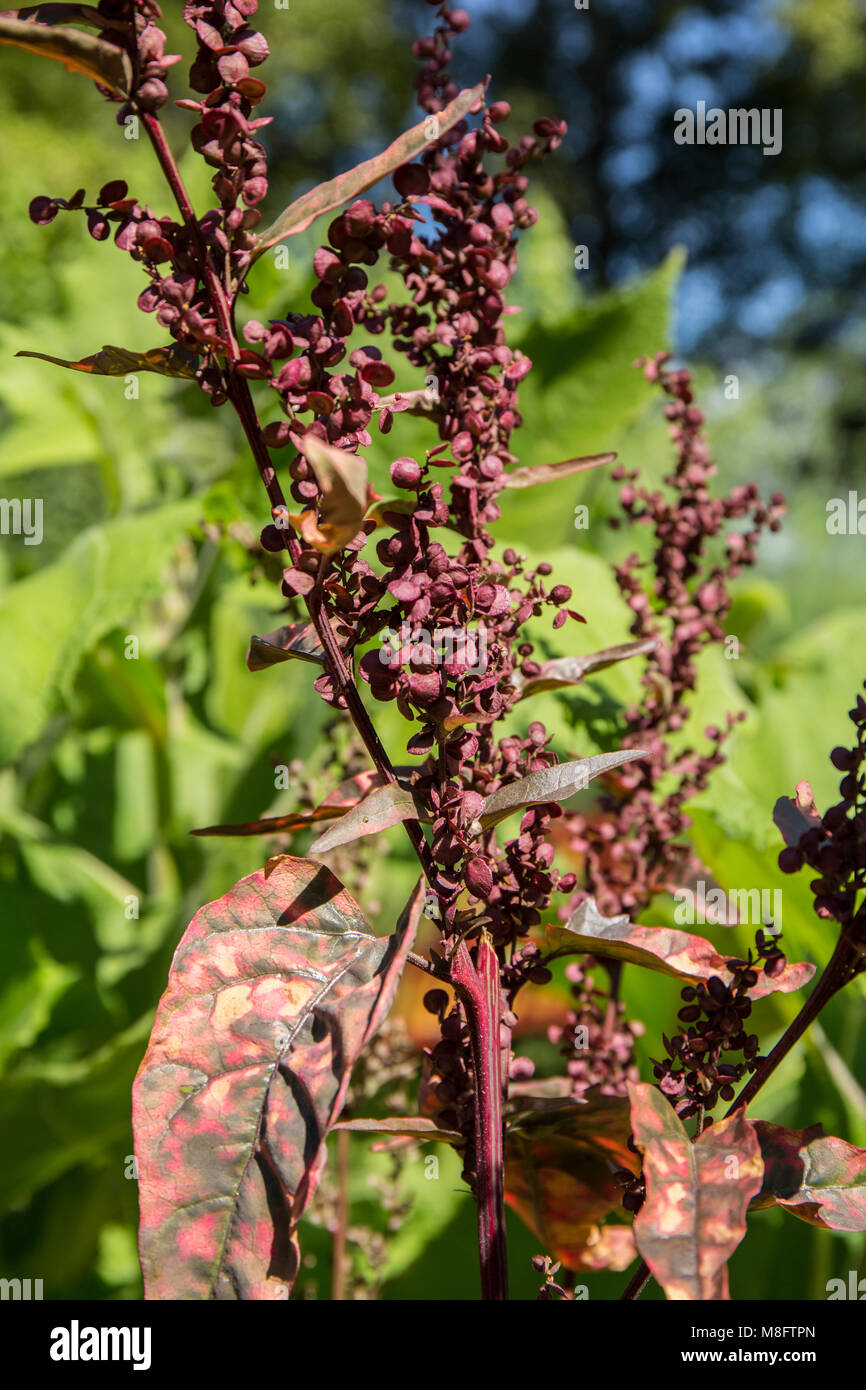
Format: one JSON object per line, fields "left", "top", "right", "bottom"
{"left": 451, "top": 937, "right": 509, "bottom": 1300}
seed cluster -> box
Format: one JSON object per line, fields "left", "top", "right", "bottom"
{"left": 651, "top": 930, "right": 788, "bottom": 1121}
{"left": 779, "top": 684, "right": 866, "bottom": 970}
{"left": 565, "top": 353, "right": 786, "bottom": 922}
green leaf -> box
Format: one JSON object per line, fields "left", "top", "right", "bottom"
{"left": 687, "top": 808, "right": 830, "bottom": 969}
{"left": 252, "top": 80, "right": 487, "bottom": 257}
{"left": 0, "top": 1017, "right": 152, "bottom": 1212}
{"left": 0, "top": 501, "right": 199, "bottom": 761}
{"left": 0, "top": 937, "right": 78, "bottom": 1072}
{"left": 20, "top": 839, "right": 142, "bottom": 955}
{"left": 0, "top": 15, "right": 131, "bottom": 94}
{"left": 497, "top": 250, "right": 686, "bottom": 545}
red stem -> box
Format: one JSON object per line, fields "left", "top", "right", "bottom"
{"left": 724, "top": 934, "right": 851, "bottom": 1114}
{"left": 331, "top": 1128, "right": 350, "bottom": 1301}
{"left": 452, "top": 937, "right": 509, "bottom": 1300}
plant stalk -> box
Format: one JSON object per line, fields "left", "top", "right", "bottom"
{"left": 331, "top": 1128, "right": 351, "bottom": 1301}
{"left": 452, "top": 936, "right": 509, "bottom": 1300}
{"left": 143, "top": 110, "right": 502, "bottom": 1299}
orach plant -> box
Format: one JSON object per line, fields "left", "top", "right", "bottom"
{"left": 6, "top": 0, "right": 865, "bottom": 1301}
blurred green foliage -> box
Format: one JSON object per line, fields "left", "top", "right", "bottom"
{"left": 0, "top": 4, "right": 863, "bottom": 1302}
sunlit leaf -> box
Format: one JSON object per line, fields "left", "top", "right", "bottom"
{"left": 308, "top": 780, "right": 423, "bottom": 854}
{"left": 511, "top": 637, "right": 657, "bottom": 699}
{"left": 480, "top": 749, "right": 646, "bottom": 828}
{"left": 502, "top": 452, "right": 616, "bottom": 489}
{"left": 16, "top": 344, "right": 198, "bottom": 378}
{"left": 628, "top": 1082, "right": 764, "bottom": 1300}
{"left": 546, "top": 897, "right": 815, "bottom": 998}
{"left": 288, "top": 433, "right": 369, "bottom": 554}
{"left": 133, "top": 860, "right": 424, "bottom": 1300}
{"left": 333, "top": 1116, "right": 462, "bottom": 1143}
{"left": 246, "top": 621, "right": 325, "bottom": 671}
{"left": 772, "top": 781, "right": 822, "bottom": 848}
{"left": 752, "top": 1121, "right": 866, "bottom": 1231}
{"left": 252, "top": 80, "right": 487, "bottom": 257}
{"left": 0, "top": 15, "right": 130, "bottom": 93}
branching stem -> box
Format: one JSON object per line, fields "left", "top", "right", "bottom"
{"left": 142, "top": 108, "right": 506, "bottom": 1302}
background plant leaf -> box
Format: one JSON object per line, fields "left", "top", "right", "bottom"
{"left": 133, "top": 859, "right": 424, "bottom": 1300}
{"left": 0, "top": 501, "right": 199, "bottom": 761}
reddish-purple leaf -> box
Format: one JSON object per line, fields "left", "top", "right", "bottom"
{"left": 246, "top": 621, "right": 325, "bottom": 671}
{"left": 308, "top": 780, "right": 425, "bottom": 855}
{"left": 252, "top": 80, "right": 487, "bottom": 257}
{"left": 480, "top": 749, "right": 647, "bottom": 828}
{"left": 628, "top": 1082, "right": 764, "bottom": 1300}
{"left": 502, "top": 451, "right": 617, "bottom": 489}
{"left": 751, "top": 1121, "right": 866, "bottom": 1231}
{"left": 504, "top": 1090, "right": 640, "bottom": 1271}
{"left": 511, "top": 638, "right": 658, "bottom": 699}
{"left": 190, "top": 770, "right": 390, "bottom": 839}
{"left": 16, "top": 343, "right": 197, "bottom": 378}
{"left": 133, "top": 859, "right": 424, "bottom": 1299}
{"left": 546, "top": 898, "right": 814, "bottom": 998}
{"left": 0, "top": 15, "right": 130, "bottom": 91}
